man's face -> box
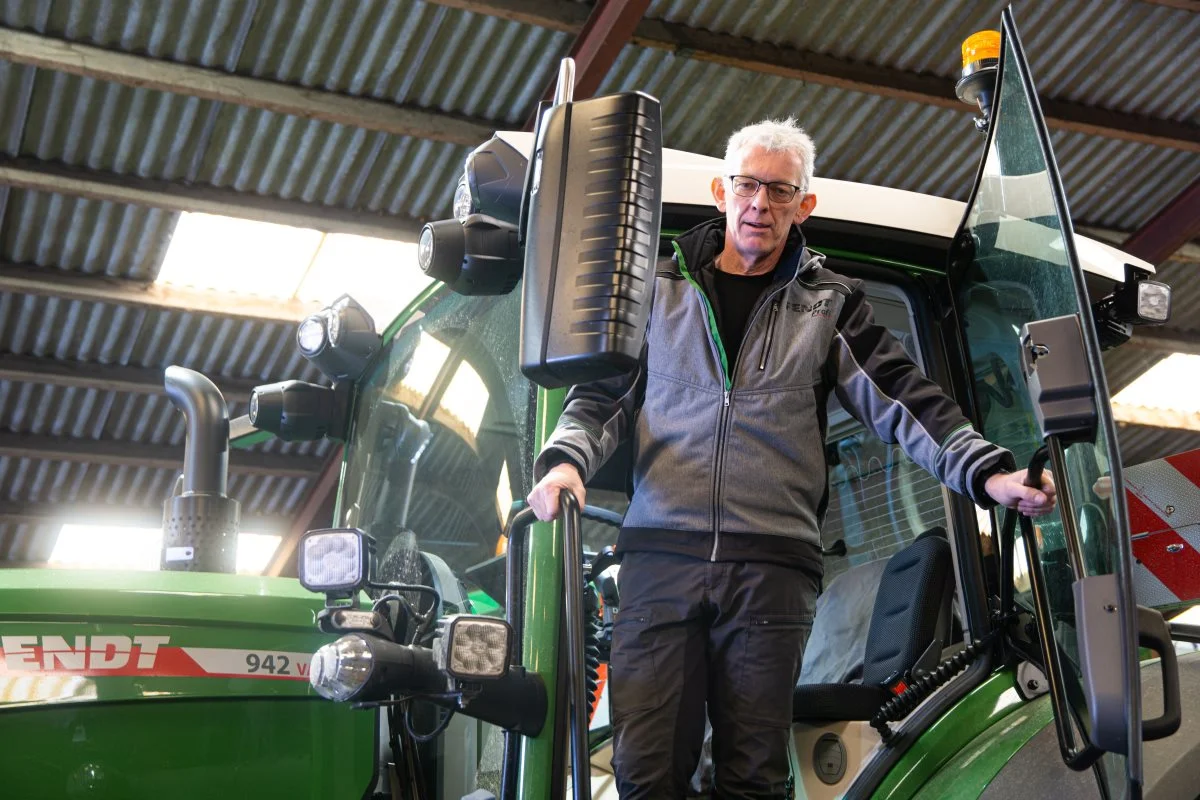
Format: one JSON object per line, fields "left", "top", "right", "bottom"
{"left": 712, "top": 146, "right": 817, "bottom": 272}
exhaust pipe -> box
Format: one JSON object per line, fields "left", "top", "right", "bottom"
{"left": 162, "top": 366, "right": 240, "bottom": 573}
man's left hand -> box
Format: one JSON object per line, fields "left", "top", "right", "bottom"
{"left": 985, "top": 469, "right": 1057, "bottom": 517}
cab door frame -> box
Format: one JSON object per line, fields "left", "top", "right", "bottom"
{"left": 949, "top": 8, "right": 1145, "bottom": 796}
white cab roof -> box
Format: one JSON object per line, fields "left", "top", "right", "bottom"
{"left": 496, "top": 131, "right": 1151, "bottom": 282}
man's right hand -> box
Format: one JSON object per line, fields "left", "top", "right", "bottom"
{"left": 527, "top": 462, "right": 586, "bottom": 522}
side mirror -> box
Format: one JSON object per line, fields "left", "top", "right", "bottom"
{"left": 519, "top": 87, "right": 663, "bottom": 389}
{"left": 1019, "top": 314, "right": 1097, "bottom": 444}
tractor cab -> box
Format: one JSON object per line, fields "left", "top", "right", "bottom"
{"left": 244, "top": 9, "right": 1196, "bottom": 800}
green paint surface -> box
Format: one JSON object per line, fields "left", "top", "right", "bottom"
{"left": 0, "top": 697, "right": 375, "bottom": 798}
{"left": 815, "top": 247, "right": 946, "bottom": 276}
{"left": 517, "top": 385, "right": 568, "bottom": 800}
{"left": 0, "top": 570, "right": 375, "bottom": 795}
{"left": 871, "top": 671, "right": 1025, "bottom": 800}
{"left": 0, "top": 569, "right": 325, "bottom": 629}
{"left": 912, "top": 695, "right": 1053, "bottom": 799}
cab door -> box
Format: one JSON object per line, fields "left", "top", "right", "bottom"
{"left": 950, "top": 10, "right": 1154, "bottom": 798}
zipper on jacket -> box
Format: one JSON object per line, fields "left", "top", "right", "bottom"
{"left": 674, "top": 240, "right": 800, "bottom": 562}
{"left": 709, "top": 284, "right": 789, "bottom": 560}
{"left": 758, "top": 300, "right": 780, "bottom": 371}
{"left": 673, "top": 241, "right": 730, "bottom": 560}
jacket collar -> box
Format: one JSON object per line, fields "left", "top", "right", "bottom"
{"left": 672, "top": 216, "right": 816, "bottom": 284}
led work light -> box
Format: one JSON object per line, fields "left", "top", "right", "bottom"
{"left": 433, "top": 615, "right": 512, "bottom": 681}
{"left": 298, "top": 528, "right": 369, "bottom": 597}
{"left": 416, "top": 136, "right": 528, "bottom": 296}
{"left": 1093, "top": 263, "right": 1173, "bottom": 350}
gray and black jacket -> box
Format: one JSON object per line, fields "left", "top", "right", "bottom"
{"left": 535, "top": 218, "right": 1014, "bottom": 575}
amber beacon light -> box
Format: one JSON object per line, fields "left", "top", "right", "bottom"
{"left": 955, "top": 30, "right": 1001, "bottom": 131}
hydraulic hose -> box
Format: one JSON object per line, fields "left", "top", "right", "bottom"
{"left": 869, "top": 630, "right": 1000, "bottom": 744}
{"left": 583, "top": 583, "right": 602, "bottom": 717}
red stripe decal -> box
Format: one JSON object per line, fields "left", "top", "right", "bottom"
{"left": 0, "top": 646, "right": 308, "bottom": 681}
{"left": 1165, "top": 450, "right": 1200, "bottom": 485}
{"left": 1129, "top": 494, "right": 1200, "bottom": 601}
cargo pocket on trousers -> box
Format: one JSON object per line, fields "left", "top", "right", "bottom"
{"left": 609, "top": 612, "right": 661, "bottom": 722}
{"left": 737, "top": 613, "right": 812, "bottom": 728}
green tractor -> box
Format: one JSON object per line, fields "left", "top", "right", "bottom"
{"left": 2, "top": 10, "right": 1196, "bottom": 800}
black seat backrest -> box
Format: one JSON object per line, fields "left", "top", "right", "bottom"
{"left": 860, "top": 531, "right": 952, "bottom": 686}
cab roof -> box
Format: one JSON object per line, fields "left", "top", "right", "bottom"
{"left": 497, "top": 131, "right": 1152, "bottom": 283}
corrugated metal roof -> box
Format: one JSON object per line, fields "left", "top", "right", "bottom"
{"left": 597, "top": 43, "right": 1200, "bottom": 229}
{"left": 0, "top": 191, "right": 174, "bottom": 279}
{"left": 0, "top": 291, "right": 320, "bottom": 380}
{"left": 647, "top": 0, "right": 1200, "bottom": 122}
{"left": 0, "top": 0, "right": 573, "bottom": 225}
{"left": 0, "top": 522, "right": 57, "bottom": 562}
{"left": 0, "top": 455, "right": 310, "bottom": 514}
{"left": 1117, "top": 424, "right": 1200, "bottom": 471}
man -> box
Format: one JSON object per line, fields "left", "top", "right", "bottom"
{"left": 527, "top": 118, "right": 1055, "bottom": 798}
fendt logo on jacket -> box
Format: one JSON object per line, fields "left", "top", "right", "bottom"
{"left": 787, "top": 298, "right": 833, "bottom": 318}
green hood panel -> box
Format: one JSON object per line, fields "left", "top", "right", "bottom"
{"left": 0, "top": 570, "right": 341, "bottom": 708}
{"left": 0, "top": 569, "right": 325, "bottom": 629}
{"left": 0, "top": 697, "right": 376, "bottom": 799}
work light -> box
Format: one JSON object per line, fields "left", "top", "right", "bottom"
{"left": 1117, "top": 279, "right": 1171, "bottom": 324}
{"left": 309, "top": 633, "right": 375, "bottom": 701}
{"left": 248, "top": 379, "right": 346, "bottom": 441}
{"left": 298, "top": 529, "right": 369, "bottom": 597}
{"left": 434, "top": 615, "right": 512, "bottom": 681}
{"left": 416, "top": 135, "right": 528, "bottom": 296}
{"left": 296, "top": 295, "right": 379, "bottom": 381}
{"left": 1092, "top": 264, "right": 1173, "bottom": 349}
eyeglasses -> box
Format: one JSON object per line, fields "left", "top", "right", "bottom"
{"left": 728, "top": 175, "right": 803, "bottom": 204}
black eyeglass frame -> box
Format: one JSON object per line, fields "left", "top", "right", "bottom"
{"left": 726, "top": 175, "right": 805, "bottom": 204}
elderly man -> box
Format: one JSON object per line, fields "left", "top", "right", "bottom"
{"left": 528, "top": 118, "right": 1055, "bottom": 798}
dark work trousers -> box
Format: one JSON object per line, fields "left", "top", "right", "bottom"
{"left": 609, "top": 551, "right": 818, "bottom": 799}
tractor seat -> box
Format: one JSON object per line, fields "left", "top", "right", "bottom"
{"left": 793, "top": 530, "right": 953, "bottom": 723}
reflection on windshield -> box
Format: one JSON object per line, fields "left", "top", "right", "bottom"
{"left": 340, "top": 289, "right": 531, "bottom": 593}
{"left": 390, "top": 332, "right": 492, "bottom": 448}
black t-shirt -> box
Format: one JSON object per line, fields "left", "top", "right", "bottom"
{"left": 711, "top": 268, "right": 775, "bottom": 361}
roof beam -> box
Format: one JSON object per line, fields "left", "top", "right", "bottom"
{"left": 0, "top": 431, "right": 322, "bottom": 478}
{"left": 0, "top": 157, "right": 425, "bottom": 241}
{"left": 0, "top": 352, "right": 261, "bottom": 400}
{"left": 532, "top": 0, "right": 651, "bottom": 117}
{"left": 429, "top": 0, "right": 1200, "bottom": 153}
{"left": 1121, "top": 178, "right": 1200, "bottom": 266}
{"left": 0, "top": 260, "right": 317, "bottom": 324}
{"left": 0, "top": 26, "right": 494, "bottom": 147}
{"left": 1125, "top": 326, "right": 1200, "bottom": 356}
{"left": 1077, "top": 226, "right": 1200, "bottom": 265}
{"left": 266, "top": 446, "right": 343, "bottom": 577}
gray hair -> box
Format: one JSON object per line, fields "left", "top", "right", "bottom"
{"left": 724, "top": 117, "right": 817, "bottom": 193}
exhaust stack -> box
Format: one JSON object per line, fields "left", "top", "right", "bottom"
{"left": 162, "top": 366, "right": 240, "bottom": 573}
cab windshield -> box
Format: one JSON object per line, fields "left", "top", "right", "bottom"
{"left": 338, "top": 286, "right": 533, "bottom": 796}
